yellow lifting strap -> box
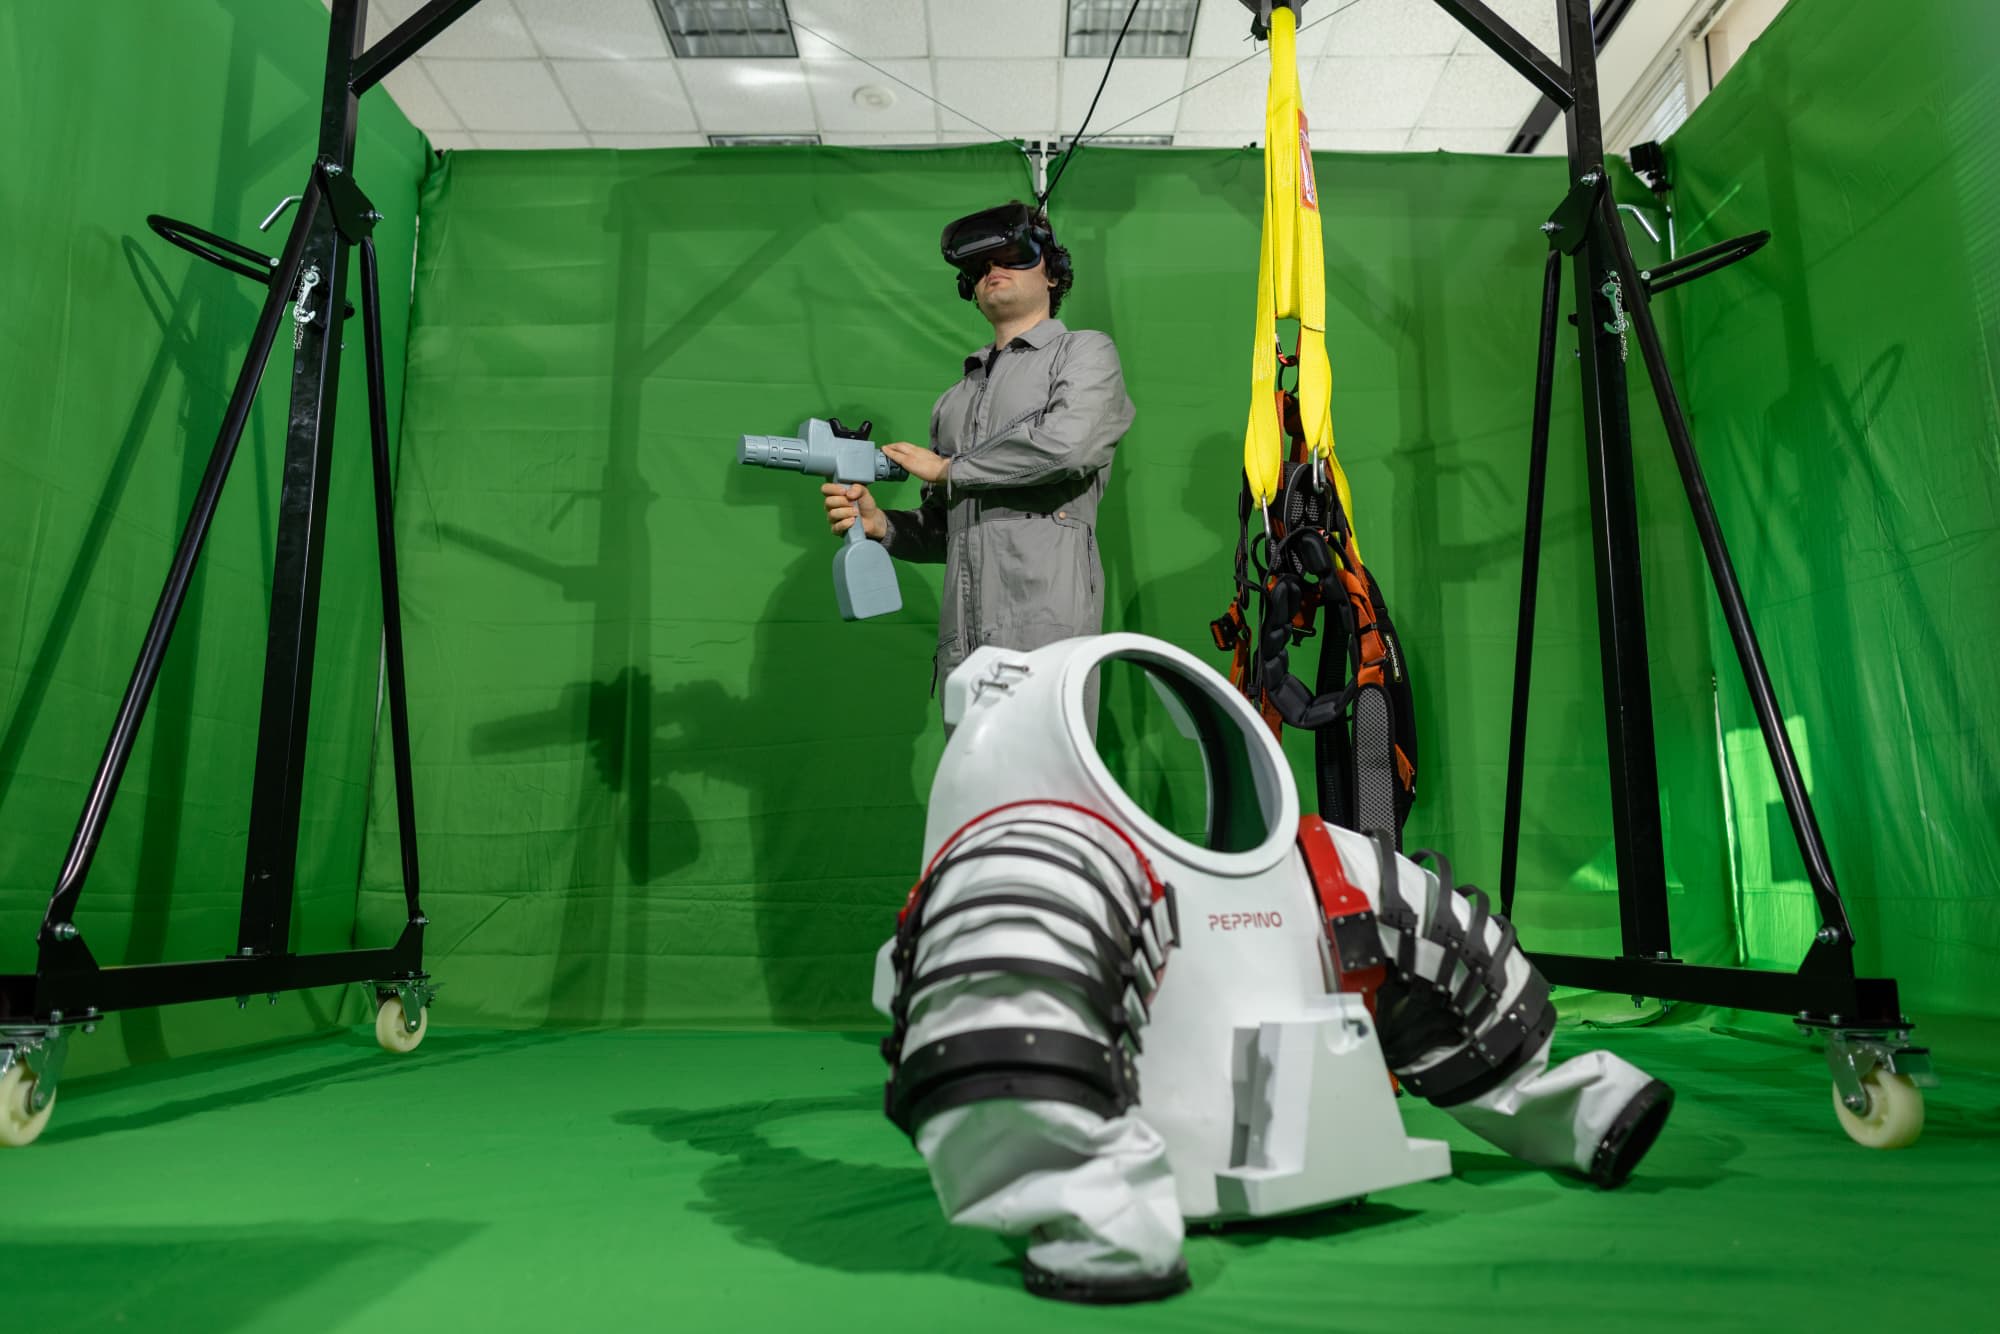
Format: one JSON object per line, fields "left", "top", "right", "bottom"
{"left": 1244, "top": 4, "right": 1361, "bottom": 558}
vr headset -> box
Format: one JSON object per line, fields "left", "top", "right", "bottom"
{"left": 940, "top": 201, "right": 1070, "bottom": 301}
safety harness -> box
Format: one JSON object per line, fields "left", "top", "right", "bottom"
{"left": 1214, "top": 1, "right": 1417, "bottom": 846}
{"left": 1211, "top": 377, "right": 1418, "bottom": 844}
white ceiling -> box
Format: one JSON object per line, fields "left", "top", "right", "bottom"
{"left": 325, "top": 0, "right": 1579, "bottom": 154}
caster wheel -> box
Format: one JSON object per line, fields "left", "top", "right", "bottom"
{"left": 1832, "top": 1069, "right": 1923, "bottom": 1149}
{"left": 375, "top": 997, "right": 428, "bottom": 1054}
{"left": 0, "top": 1057, "right": 55, "bottom": 1148}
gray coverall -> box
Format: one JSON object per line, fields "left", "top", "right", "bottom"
{"left": 877, "top": 318, "right": 1135, "bottom": 717}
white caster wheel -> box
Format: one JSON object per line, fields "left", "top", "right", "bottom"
{"left": 1832, "top": 1069, "right": 1924, "bottom": 1149}
{"left": 0, "top": 1057, "right": 55, "bottom": 1148}
{"left": 375, "top": 996, "right": 429, "bottom": 1054}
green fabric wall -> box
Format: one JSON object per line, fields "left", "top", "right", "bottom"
{"left": 1663, "top": 0, "right": 2000, "bottom": 1014}
{"left": 355, "top": 138, "right": 1736, "bottom": 1029}
{"left": 0, "top": 0, "right": 431, "bottom": 1077}
{"left": 8, "top": 0, "right": 1990, "bottom": 1065}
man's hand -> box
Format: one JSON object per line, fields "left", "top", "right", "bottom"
{"left": 822, "top": 481, "right": 886, "bottom": 541}
{"left": 881, "top": 442, "right": 949, "bottom": 486}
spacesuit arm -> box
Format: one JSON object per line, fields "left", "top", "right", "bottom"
{"left": 945, "top": 333, "right": 1134, "bottom": 492}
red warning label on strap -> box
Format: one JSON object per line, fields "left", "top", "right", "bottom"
{"left": 1298, "top": 111, "right": 1318, "bottom": 210}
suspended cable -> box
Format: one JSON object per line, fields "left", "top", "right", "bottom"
{"left": 787, "top": 18, "right": 1013, "bottom": 145}
{"left": 1081, "top": 0, "right": 1367, "bottom": 146}
{"left": 1039, "top": 0, "right": 1144, "bottom": 208}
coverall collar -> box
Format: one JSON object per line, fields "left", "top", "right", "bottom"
{"left": 964, "top": 317, "right": 1067, "bottom": 374}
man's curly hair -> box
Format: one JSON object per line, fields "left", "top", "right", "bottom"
{"left": 1045, "top": 235, "right": 1074, "bottom": 317}
{"left": 1027, "top": 204, "right": 1074, "bottom": 317}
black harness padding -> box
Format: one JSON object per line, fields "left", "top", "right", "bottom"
{"left": 886, "top": 1026, "right": 1137, "bottom": 1135}
{"left": 1212, "top": 436, "right": 1418, "bottom": 847}
{"left": 1365, "top": 833, "right": 1558, "bottom": 1108}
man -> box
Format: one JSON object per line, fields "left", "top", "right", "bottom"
{"left": 822, "top": 202, "right": 1134, "bottom": 722}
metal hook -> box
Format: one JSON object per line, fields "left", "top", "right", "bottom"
{"left": 1616, "top": 203, "right": 1661, "bottom": 244}
{"left": 259, "top": 194, "right": 303, "bottom": 232}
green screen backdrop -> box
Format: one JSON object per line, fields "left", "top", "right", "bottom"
{"left": 1664, "top": 0, "right": 2000, "bottom": 1014}
{"left": 353, "top": 137, "right": 1739, "bottom": 1029}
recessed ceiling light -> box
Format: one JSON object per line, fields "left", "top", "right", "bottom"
{"left": 653, "top": 0, "right": 798, "bottom": 59}
{"left": 708, "top": 133, "right": 821, "bottom": 146}
{"left": 1065, "top": 0, "right": 1198, "bottom": 58}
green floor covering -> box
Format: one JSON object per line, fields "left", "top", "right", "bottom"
{"left": 13, "top": 1020, "right": 1997, "bottom": 1333}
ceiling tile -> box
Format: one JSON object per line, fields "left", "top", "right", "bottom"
{"left": 1170, "top": 130, "right": 1261, "bottom": 148}
{"left": 676, "top": 60, "right": 817, "bottom": 135}
{"left": 512, "top": 0, "right": 671, "bottom": 60}
{"left": 1172, "top": 54, "right": 1269, "bottom": 133}
{"left": 413, "top": 0, "right": 541, "bottom": 59}
{"left": 821, "top": 131, "right": 941, "bottom": 145}
{"left": 322, "top": 0, "right": 414, "bottom": 46}
{"left": 932, "top": 59, "right": 1060, "bottom": 141}
{"left": 380, "top": 59, "right": 461, "bottom": 132}
{"left": 1415, "top": 51, "right": 1544, "bottom": 129}
{"left": 929, "top": 0, "right": 1063, "bottom": 59}
{"left": 590, "top": 131, "right": 710, "bottom": 148}
{"left": 472, "top": 131, "right": 595, "bottom": 148}
{"left": 788, "top": 0, "right": 930, "bottom": 60}
{"left": 427, "top": 58, "right": 581, "bottom": 131}
{"left": 427, "top": 131, "right": 479, "bottom": 150}
{"left": 1189, "top": 1, "right": 1333, "bottom": 59}
{"left": 1475, "top": 0, "right": 1563, "bottom": 60}
{"left": 1189, "top": 0, "right": 1263, "bottom": 59}
{"left": 937, "top": 130, "right": 1018, "bottom": 145}
{"left": 1404, "top": 125, "right": 1513, "bottom": 153}
{"left": 1058, "top": 57, "right": 1186, "bottom": 137}
{"left": 1319, "top": 0, "right": 1467, "bottom": 58}
{"left": 804, "top": 58, "right": 938, "bottom": 132}
{"left": 1314, "top": 127, "right": 1416, "bottom": 152}
{"left": 1305, "top": 55, "right": 1447, "bottom": 131}
{"left": 552, "top": 60, "right": 698, "bottom": 132}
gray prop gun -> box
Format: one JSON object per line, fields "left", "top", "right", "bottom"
{"left": 738, "top": 417, "right": 907, "bottom": 620}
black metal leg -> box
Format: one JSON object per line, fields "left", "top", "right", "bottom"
{"left": 1594, "top": 188, "right": 1854, "bottom": 944}
{"left": 4, "top": 0, "right": 468, "bottom": 1044}
{"left": 1499, "top": 248, "right": 1564, "bottom": 921}
{"left": 236, "top": 2, "right": 371, "bottom": 957}
{"left": 1559, "top": 0, "right": 1673, "bottom": 963}
{"left": 41, "top": 184, "right": 326, "bottom": 937}
{"left": 359, "top": 237, "right": 424, "bottom": 919}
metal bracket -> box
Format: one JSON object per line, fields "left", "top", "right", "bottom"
{"left": 2, "top": 1023, "right": 79, "bottom": 1115}
{"left": 1541, "top": 173, "right": 1603, "bottom": 256}
{"left": 375, "top": 977, "right": 439, "bottom": 1033}
{"left": 315, "top": 159, "right": 382, "bottom": 244}
{"left": 1810, "top": 1023, "right": 1938, "bottom": 1114}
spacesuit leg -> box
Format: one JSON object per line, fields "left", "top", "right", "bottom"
{"left": 1357, "top": 833, "right": 1674, "bottom": 1187}
{"left": 875, "top": 809, "right": 1188, "bottom": 1301}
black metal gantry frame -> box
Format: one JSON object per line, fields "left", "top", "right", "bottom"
{"left": 0, "top": 1, "right": 492, "bottom": 1036}
{"left": 1422, "top": 0, "right": 1909, "bottom": 1033}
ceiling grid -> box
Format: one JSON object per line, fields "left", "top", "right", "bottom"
{"left": 322, "top": 0, "right": 1600, "bottom": 156}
